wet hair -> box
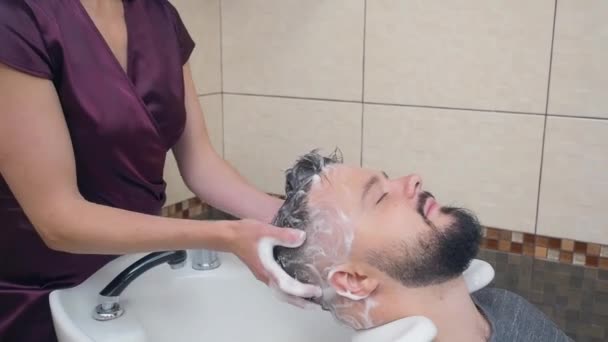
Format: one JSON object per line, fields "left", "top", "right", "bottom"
{"left": 272, "top": 149, "right": 343, "bottom": 287}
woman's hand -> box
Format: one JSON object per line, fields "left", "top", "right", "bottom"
{"left": 229, "top": 219, "right": 323, "bottom": 308}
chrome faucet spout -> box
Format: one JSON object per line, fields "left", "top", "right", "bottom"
{"left": 99, "top": 250, "right": 187, "bottom": 297}
{"left": 191, "top": 249, "right": 221, "bottom": 270}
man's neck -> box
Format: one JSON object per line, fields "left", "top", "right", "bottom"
{"left": 369, "top": 277, "right": 491, "bottom": 341}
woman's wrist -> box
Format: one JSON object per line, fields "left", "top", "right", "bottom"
{"left": 216, "top": 219, "right": 239, "bottom": 253}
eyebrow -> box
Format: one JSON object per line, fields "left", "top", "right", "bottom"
{"left": 361, "top": 171, "right": 389, "bottom": 202}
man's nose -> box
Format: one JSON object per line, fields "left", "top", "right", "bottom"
{"left": 398, "top": 174, "right": 422, "bottom": 199}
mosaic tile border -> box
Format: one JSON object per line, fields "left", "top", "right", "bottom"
{"left": 161, "top": 197, "right": 209, "bottom": 219}
{"left": 482, "top": 227, "right": 608, "bottom": 271}
{"left": 161, "top": 197, "right": 608, "bottom": 271}
{"left": 160, "top": 194, "right": 286, "bottom": 219}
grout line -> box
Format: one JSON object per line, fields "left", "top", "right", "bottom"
{"left": 547, "top": 113, "right": 608, "bottom": 121}
{"left": 224, "top": 92, "right": 543, "bottom": 115}
{"left": 360, "top": 106, "right": 365, "bottom": 167}
{"left": 364, "top": 101, "right": 546, "bottom": 116}
{"left": 221, "top": 93, "right": 608, "bottom": 121}
{"left": 360, "top": 0, "right": 367, "bottom": 168}
{"left": 534, "top": 0, "right": 559, "bottom": 238}
{"left": 219, "top": 0, "right": 226, "bottom": 158}
{"left": 218, "top": 0, "right": 224, "bottom": 94}
{"left": 545, "top": 0, "right": 558, "bottom": 115}
{"left": 221, "top": 92, "right": 225, "bottom": 158}
{"left": 361, "top": 0, "right": 367, "bottom": 104}
{"left": 198, "top": 92, "right": 222, "bottom": 97}
{"left": 223, "top": 92, "right": 361, "bottom": 104}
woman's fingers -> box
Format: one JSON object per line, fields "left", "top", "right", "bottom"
{"left": 257, "top": 232, "right": 323, "bottom": 299}
{"left": 274, "top": 227, "right": 307, "bottom": 247}
{"left": 232, "top": 219, "right": 323, "bottom": 302}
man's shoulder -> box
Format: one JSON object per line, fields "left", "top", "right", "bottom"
{"left": 472, "top": 287, "right": 573, "bottom": 342}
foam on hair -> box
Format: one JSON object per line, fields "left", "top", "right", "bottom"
{"left": 272, "top": 148, "right": 344, "bottom": 278}
{"left": 272, "top": 149, "right": 352, "bottom": 287}
{"left": 272, "top": 149, "right": 378, "bottom": 329}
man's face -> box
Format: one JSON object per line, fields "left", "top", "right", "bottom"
{"left": 307, "top": 164, "right": 481, "bottom": 287}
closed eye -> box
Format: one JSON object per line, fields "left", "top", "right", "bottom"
{"left": 375, "top": 172, "right": 389, "bottom": 205}
{"left": 376, "top": 192, "right": 388, "bottom": 205}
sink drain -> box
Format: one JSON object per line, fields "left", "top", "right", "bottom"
{"left": 93, "top": 302, "right": 124, "bottom": 321}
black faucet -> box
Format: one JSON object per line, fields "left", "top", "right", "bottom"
{"left": 93, "top": 250, "right": 187, "bottom": 321}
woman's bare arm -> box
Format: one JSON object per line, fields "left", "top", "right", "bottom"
{"left": 172, "top": 64, "right": 283, "bottom": 223}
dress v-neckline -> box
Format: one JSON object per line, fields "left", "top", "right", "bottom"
{"left": 73, "top": 0, "right": 169, "bottom": 145}
{"left": 74, "top": 0, "right": 132, "bottom": 81}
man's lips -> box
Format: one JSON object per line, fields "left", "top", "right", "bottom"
{"left": 423, "top": 197, "right": 439, "bottom": 218}
{"left": 417, "top": 191, "right": 437, "bottom": 219}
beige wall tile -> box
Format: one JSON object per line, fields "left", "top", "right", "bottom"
{"left": 164, "top": 95, "right": 223, "bottom": 205}
{"left": 171, "top": 0, "right": 222, "bottom": 94}
{"left": 164, "top": 151, "right": 193, "bottom": 206}
{"left": 538, "top": 117, "right": 608, "bottom": 244}
{"left": 363, "top": 105, "right": 544, "bottom": 232}
{"left": 224, "top": 95, "right": 361, "bottom": 194}
{"left": 222, "top": 0, "right": 364, "bottom": 101}
{"left": 548, "top": 0, "right": 608, "bottom": 118}
{"left": 365, "top": 0, "right": 554, "bottom": 113}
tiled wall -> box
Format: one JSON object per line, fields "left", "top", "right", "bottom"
{"left": 167, "top": 1, "right": 608, "bottom": 247}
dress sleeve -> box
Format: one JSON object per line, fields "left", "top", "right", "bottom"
{"left": 0, "top": 1, "right": 53, "bottom": 79}
{"left": 164, "top": 2, "right": 196, "bottom": 65}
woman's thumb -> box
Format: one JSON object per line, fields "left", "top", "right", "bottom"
{"left": 270, "top": 226, "right": 307, "bottom": 248}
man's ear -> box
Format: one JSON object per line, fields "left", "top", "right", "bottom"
{"left": 328, "top": 265, "right": 379, "bottom": 301}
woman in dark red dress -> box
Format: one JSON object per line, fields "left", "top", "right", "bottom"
{"left": 0, "top": 1, "right": 318, "bottom": 341}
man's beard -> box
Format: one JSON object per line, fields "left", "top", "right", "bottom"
{"left": 367, "top": 192, "right": 482, "bottom": 288}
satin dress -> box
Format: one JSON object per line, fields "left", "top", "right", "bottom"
{"left": 0, "top": 0, "right": 194, "bottom": 340}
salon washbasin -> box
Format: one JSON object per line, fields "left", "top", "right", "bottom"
{"left": 49, "top": 251, "right": 353, "bottom": 342}
{"left": 49, "top": 252, "right": 494, "bottom": 342}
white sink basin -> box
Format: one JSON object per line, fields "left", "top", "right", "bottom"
{"left": 49, "top": 252, "right": 353, "bottom": 342}
{"left": 50, "top": 252, "right": 494, "bottom": 342}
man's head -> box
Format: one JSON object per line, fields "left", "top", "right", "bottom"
{"left": 273, "top": 150, "right": 481, "bottom": 328}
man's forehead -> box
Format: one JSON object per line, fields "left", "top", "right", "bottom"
{"left": 308, "top": 165, "right": 376, "bottom": 200}
{"left": 323, "top": 165, "right": 373, "bottom": 183}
